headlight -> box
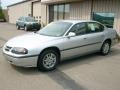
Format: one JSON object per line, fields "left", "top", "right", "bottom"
{"left": 11, "top": 47, "right": 28, "bottom": 54}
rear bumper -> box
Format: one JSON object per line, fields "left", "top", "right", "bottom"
{"left": 3, "top": 53, "right": 38, "bottom": 67}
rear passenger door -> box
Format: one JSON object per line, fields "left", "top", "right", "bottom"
{"left": 85, "top": 22, "right": 105, "bottom": 52}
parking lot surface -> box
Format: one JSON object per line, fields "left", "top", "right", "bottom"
{"left": 0, "top": 23, "right": 120, "bottom": 90}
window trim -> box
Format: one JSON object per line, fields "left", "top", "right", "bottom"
{"left": 86, "top": 22, "right": 105, "bottom": 34}
{"left": 65, "top": 22, "right": 88, "bottom": 36}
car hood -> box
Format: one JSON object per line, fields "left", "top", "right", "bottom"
{"left": 5, "top": 33, "right": 60, "bottom": 49}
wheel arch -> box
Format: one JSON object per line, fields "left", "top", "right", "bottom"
{"left": 40, "top": 46, "right": 61, "bottom": 56}
{"left": 37, "top": 46, "right": 61, "bottom": 66}
{"left": 103, "top": 38, "right": 112, "bottom": 45}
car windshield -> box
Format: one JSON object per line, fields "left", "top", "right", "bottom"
{"left": 26, "top": 17, "right": 36, "bottom": 22}
{"left": 37, "top": 21, "right": 72, "bottom": 37}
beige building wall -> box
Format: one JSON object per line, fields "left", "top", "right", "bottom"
{"left": 8, "top": 1, "right": 32, "bottom": 24}
{"left": 70, "top": 0, "right": 91, "bottom": 20}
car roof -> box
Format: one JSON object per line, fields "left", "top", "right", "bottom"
{"left": 59, "top": 20, "right": 97, "bottom": 24}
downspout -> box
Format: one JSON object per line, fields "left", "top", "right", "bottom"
{"left": 46, "top": 5, "right": 47, "bottom": 24}
{"left": 31, "top": 2, "right": 33, "bottom": 17}
{"left": 90, "top": 0, "right": 94, "bottom": 20}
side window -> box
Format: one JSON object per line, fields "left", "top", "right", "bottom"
{"left": 98, "top": 23, "right": 104, "bottom": 31}
{"left": 68, "top": 23, "right": 86, "bottom": 36}
{"left": 87, "top": 22, "right": 104, "bottom": 33}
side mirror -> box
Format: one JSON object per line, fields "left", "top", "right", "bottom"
{"left": 67, "top": 32, "right": 76, "bottom": 37}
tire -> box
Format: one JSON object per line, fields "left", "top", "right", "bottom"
{"left": 37, "top": 49, "right": 59, "bottom": 71}
{"left": 16, "top": 25, "right": 20, "bottom": 30}
{"left": 100, "top": 41, "right": 111, "bottom": 55}
{"left": 37, "top": 28, "right": 40, "bottom": 31}
{"left": 24, "top": 26, "right": 28, "bottom": 31}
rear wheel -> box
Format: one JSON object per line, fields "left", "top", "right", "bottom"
{"left": 24, "top": 26, "right": 28, "bottom": 31}
{"left": 37, "top": 49, "right": 59, "bottom": 71}
{"left": 101, "top": 41, "right": 111, "bottom": 55}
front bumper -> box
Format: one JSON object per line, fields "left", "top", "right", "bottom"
{"left": 27, "top": 24, "right": 41, "bottom": 30}
{"left": 3, "top": 53, "right": 38, "bottom": 67}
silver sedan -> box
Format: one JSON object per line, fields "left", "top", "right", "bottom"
{"left": 3, "top": 20, "right": 117, "bottom": 71}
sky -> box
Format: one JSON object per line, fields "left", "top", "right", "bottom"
{"left": 1, "top": 0, "right": 23, "bottom": 9}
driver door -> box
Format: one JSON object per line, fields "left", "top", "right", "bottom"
{"left": 61, "top": 22, "right": 89, "bottom": 59}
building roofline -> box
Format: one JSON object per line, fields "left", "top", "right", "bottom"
{"left": 7, "top": 0, "right": 32, "bottom": 7}
{"left": 41, "top": 0, "right": 84, "bottom": 4}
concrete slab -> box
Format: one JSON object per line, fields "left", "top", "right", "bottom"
{"left": 0, "top": 23, "right": 120, "bottom": 90}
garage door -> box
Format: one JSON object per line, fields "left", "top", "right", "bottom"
{"left": 33, "top": 1, "right": 41, "bottom": 23}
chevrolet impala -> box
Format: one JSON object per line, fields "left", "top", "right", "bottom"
{"left": 3, "top": 20, "right": 117, "bottom": 71}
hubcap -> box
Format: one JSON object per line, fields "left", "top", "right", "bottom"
{"left": 103, "top": 43, "right": 110, "bottom": 54}
{"left": 43, "top": 53, "right": 57, "bottom": 69}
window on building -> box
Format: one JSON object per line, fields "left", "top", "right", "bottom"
{"left": 58, "top": 5, "right": 64, "bottom": 20}
{"left": 49, "top": 4, "right": 70, "bottom": 22}
{"left": 49, "top": 5, "right": 54, "bottom": 22}
{"left": 92, "top": 13, "right": 115, "bottom": 28}
{"left": 65, "top": 4, "right": 70, "bottom": 19}
{"left": 54, "top": 5, "right": 58, "bottom": 21}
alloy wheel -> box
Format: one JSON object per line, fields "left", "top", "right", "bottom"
{"left": 43, "top": 53, "right": 57, "bottom": 69}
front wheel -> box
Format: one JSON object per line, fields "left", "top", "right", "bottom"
{"left": 37, "top": 28, "right": 40, "bottom": 31}
{"left": 16, "top": 25, "right": 20, "bottom": 30}
{"left": 100, "top": 41, "right": 111, "bottom": 55}
{"left": 37, "top": 50, "right": 59, "bottom": 71}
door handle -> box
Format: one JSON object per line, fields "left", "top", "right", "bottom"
{"left": 84, "top": 38, "right": 87, "bottom": 39}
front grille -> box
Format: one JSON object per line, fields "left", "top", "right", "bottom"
{"left": 5, "top": 46, "right": 12, "bottom": 52}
